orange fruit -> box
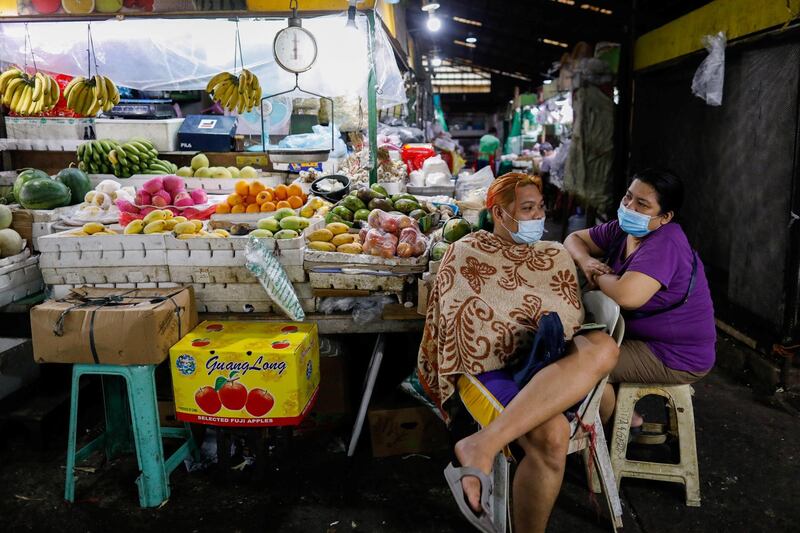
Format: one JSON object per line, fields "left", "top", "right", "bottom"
{"left": 246, "top": 195, "right": 258, "bottom": 205}
{"left": 256, "top": 191, "right": 273, "bottom": 205}
{"left": 276, "top": 200, "right": 291, "bottom": 210}
{"left": 215, "top": 202, "right": 231, "bottom": 214}
{"left": 261, "top": 201, "right": 276, "bottom": 212}
{"left": 227, "top": 193, "right": 243, "bottom": 206}
{"left": 287, "top": 195, "right": 303, "bottom": 209}
{"left": 274, "top": 184, "right": 289, "bottom": 201}
{"left": 246, "top": 204, "right": 260, "bottom": 214}
{"left": 249, "top": 181, "right": 266, "bottom": 195}
{"left": 235, "top": 181, "right": 250, "bottom": 197}
{"left": 231, "top": 204, "right": 246, "bottom": 214}
{"left": 301, "top": 193, "right": 308, "bottom": 204}
{"left": 287, "top": 183, "right": 303, "bottom": 198}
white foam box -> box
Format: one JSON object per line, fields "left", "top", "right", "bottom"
{"left": 94, "top": 118, "right": 184, "bottom": 152}
{"left": 126, "top": 174, "right": 287, "bottom": 195}
{"left": 4, "top": 117, "right": 95, "bottom": 141}
{"left": 0, "top": 253, "right": 44, "bottom": 307}
{"left": 307, "top": 271, "right": 406, "bottom": 293}
{"left": 37, "top": 230, "right": 171, "bottom": 285}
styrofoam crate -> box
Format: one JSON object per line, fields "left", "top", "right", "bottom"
{"left": 40, "top": 266, "right": 171, "bottom": 285}
{"left": 38, "top": 230, "right": 167, "bottom": 253}
{"left": 303, "top": 249, "right": 428, "bottom": 272}
{"left": 94, "top": 118, "right": 184, "bottom": 152}
{"left": 308, "top": 271, "right": 406, "bottom": 292}
{"left": 49, "top": 282, "right": 179, "bottom": 299}
{"left": 0, "top": 255, "right": 44, "bottom": 307}
{"left": 4, "top": 117, "right": 95, "bottom": 141}
{"left": 169, "top": 264, "right": 306, "bottom": 284}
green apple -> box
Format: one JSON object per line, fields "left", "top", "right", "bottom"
{"left": 191, "top": 153, "right": 209, "bottom": 170}
{"left": 240, "top": 166, "right": 258, "bottom": 180}
{"left": 227, "top": 166, "right": 241, "bottom": 179}
{"left": 194, "top": 167, "right": 212, "bottom": 178}
{"left": 210, "top": 167, "right": 233, "bottom": 179}
{"left": 176, "top": 166, "right": 194, "bottom": 177}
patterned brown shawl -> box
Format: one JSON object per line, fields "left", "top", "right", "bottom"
{"left": 417, "top": 230, "right": 584, "bottom": 422}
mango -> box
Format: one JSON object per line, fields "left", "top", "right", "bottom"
{"left": 257, "top": 217, "right": 280, "bottom": 233}
{"left": 67, "top": 231, "right": 89, "bottom": 237}
{"left": 337, "top": 243, "right": 363, "bottom": 254}
{"left": 308, "top": 241, "right": 336, "bottom": 252}
{"left": 173, "top": 221, "right": 197, "bottom": 236}
{"left": 93, "top": 231, "right": 114, "bottom": 236}
{"left": 274, "top": 208, "right": 295, "bottom": 221}
{"left": 213, "top": 229, "right": 230, "bottom": 238}
{"left": 274, "top": 229, "right": 299, "bottom": 240}
{"left": 307, "top": 228, "right": 334, "bottom": 242}
{"left": 279, "top": 216, "right": 309, "bottom": 231}
{"left": 164, "top": 219, "right": 178, "bottom": 231}
{"left": 177, "top": 234, "right": 197, "bottom": 240}
{"left": 163, "top": 210, "right": 174, "bottom": 219}
{"left": 326, "top": 222, "right": 349, "bottom": 235}
{"left": 249, "top": 229, "right": 274, "bottom": 238}
{"left": 124, "top": 220, "right": 144, "bottom": 234}
{"left": 144, "top": 220, "right": 167, "bottom": 234}
{"left": 143, "top": 210, "right": 167, "bottom": 224}
{"left": 82, "top": 222, "right": 105, "bottom": 235}
{"left": 192, "top": 219, "right": 204, "bottom": 232}
{"left": 331, "top": 233, "right": 356, "bottom": 247}
{"left": 173, "top": 216, "right": 188, "bottom": 224}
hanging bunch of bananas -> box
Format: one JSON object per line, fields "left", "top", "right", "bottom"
{"left": 64, "top": 75, "right": 120, "bottom": 117}
{"left": 206, "top": 69, "right": 261, "bottom": 114}
{"left": 0, "top": 67, "right": 60, "bottom": 115}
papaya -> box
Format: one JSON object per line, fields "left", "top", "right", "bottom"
{"left": 368, "top": 198, "right": 393, "bottom": 211}
{"left": 340, "top": 195, "right": 366, "bottom": 213}
{"left": 393, "top": 199, "right": 420, "bottom": 214}
{"left": 331, "top": 206, "right": 354, "bottom": 222}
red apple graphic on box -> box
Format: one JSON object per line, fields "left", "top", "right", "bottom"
{"left": 195, "top": 386, "right": 222, "bottom": 414}
{"left": 191, "top": 338, "right": 211, "bottom": 348}
{"left": 272, "top": 340, "right": 290, "bottom": 350}
{"left": 206, "top": 323, "right": 224, "bottom": 332}
{"left": 245, "top": 388, "right": 275, "bottom": 417}
{"left": 219, "top": 380, "right": 247, "bottom": 410}
{"left": 281, "top": 326, "right": 298, "bottom": 333}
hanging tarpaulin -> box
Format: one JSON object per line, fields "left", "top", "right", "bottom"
{"left": 433, "top": 94, "right": 448, "bottom": 132}
{"left": 0, "top": 13, "right": 406, "bottom": 110}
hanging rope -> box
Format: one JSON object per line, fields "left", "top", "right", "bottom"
{"left": 24, "top": 23, "right": 38, "bottom": 74}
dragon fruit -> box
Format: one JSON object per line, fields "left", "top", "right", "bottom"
{"left": 115, "top": 199, "right": 140, "bottom": 214}
{"left": 162, "top": 175, "right": 185, "bottom": 194}
{"left": 189, "top": 188, "right": 207, "bottom": 205}
{"left": 173, "top": 191, "right": 194, "bottom": 208}
{"left": 151, "top": 190, "right": 172, "bottom": 208}
{"left": 141, "top": 177, "right": 163, "bottom": 195}
{"left": 135, "top": 190, "right": 152, "bottom": 206}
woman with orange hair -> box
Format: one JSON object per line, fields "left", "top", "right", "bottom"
{"left": 417, "top": 172, "right": 619, "bottom": 533}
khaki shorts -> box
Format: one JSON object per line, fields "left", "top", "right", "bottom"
{"left": 608, "top": 339, "right": 708, "bottom": 384}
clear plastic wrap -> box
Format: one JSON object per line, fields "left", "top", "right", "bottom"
{"left": 277, "top": 124, "right": 347, "bottom": 158}
{"left": 0, "top": 13, "right": 406, "bottom": 109}
{"left": 397, "top": 226, "right": 428, "bottom": 258}
{"left": 362, "top": 228, "right": 398, "bottom": 258}
{"left": 366, "top": 210, "right": 415, "bottom": 234}
{"left": 318, "top": 295, "right": 395, "bottom": 324}
{"left": 245, "top": 236, "right": 304, "bottom": 322}
{"left": 691, "top": 32, "right": 726, "bottom": 107}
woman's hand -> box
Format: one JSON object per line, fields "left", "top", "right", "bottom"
{"left": 578, "top": 257, "right": 613, "bottom": 287}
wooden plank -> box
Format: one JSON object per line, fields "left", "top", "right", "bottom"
{"left": 634, "top": 0, "right": 800, "bottom": 71}
{"left": 381, "top": 303, "right": 423, "bottom": 321}
{"left": 312, "top": 288, "right": 372, "bottom": 298}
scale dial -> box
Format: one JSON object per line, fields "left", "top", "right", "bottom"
{"left": 273, "top": 26, "right": 318, "bottom": 73}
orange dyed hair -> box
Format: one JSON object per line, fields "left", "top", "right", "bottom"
{"left": 486, "top": 172, "right": 543, "bottom": 210}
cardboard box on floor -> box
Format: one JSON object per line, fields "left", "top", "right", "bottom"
{"left": 368, "top": 399, "right": 448, "bottom": 458}
{"left": 31, "top": 287, "right": 198, "bottom": 365}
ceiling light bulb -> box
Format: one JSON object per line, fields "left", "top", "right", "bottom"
{"left": 421, "top": 1, "right": 440, "bottom": 12}
{"left": 427, "top": 13, "right": 442, "bottom": 32}
{"left": 431, "top": 55, "right": 443, "bottom": 68}
{"left": 543, "top": 79, "right": 552, "bottom": 85}
{"left": 465, "top": 36, "right": 477, "bottom": 44}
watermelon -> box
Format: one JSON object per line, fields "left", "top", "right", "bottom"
{"left": 55, "top": 167, "right": 92, "bottom": 205}
{"left": 18, "top": 178, "right": 71, "bottom": 210}
{"left": 13, "top": 168, "right": 49, "bottom": 203}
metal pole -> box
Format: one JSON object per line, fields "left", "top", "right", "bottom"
{"left": 367, "top": 10, "right": 379, "bottom": 185}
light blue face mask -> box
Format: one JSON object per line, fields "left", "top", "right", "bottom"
{"left": 502, "top": 209, "right": 545, "bottom": 244}
{"left": 617, "top": 204, "right": 655, "bottom": 238}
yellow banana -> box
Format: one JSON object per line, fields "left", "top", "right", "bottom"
{"left": 85, "top": 98, "right": 101, "bottom": 117}
{"left": 104, "top": 76, "right": 119, "bottom": 105}
{"left": 8, "top": 84, "right": 24, "bottom": 111}
{"left": 217, "top": 81, "right": 235, "bottom": 106}
{"left": 206, "top": 71, "right": 230, "bottom": 93}
{"left": 32, "top": 73, "right": 43, "bottom": 102}
{"left": 63, "top": 76, "right": 85, "bottom": 99}
{"left": 74, "top": 85, "right": 91, "bottom": 115}
{"left": 213, "top": 79, "right": 233, "bottom": 100}
{"left": 0, "top": 68, "right": 22, "bottom": 93}
{"left": 17, "top": 84, "right": 32, "bottom": 114}
{"left": 66, "top": 80, "right": 85, "bottom": 110}
{"left": 94, "top": 75, "right": 107, "bottom": 103}
{"left": 224, "top": 85, "right": 239, "bottom": 111}
{"left": 48, "top": 76, "right": 59, "bottom": 107}
{"left": 4, "top": 77, "right": 25, "bottom": 105}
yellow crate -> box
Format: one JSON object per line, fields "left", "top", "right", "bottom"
{"left": 170, "top": 320, "right": 319, "bottom": 427}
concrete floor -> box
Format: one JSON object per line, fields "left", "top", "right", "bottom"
{"left": 0, "top": 362, "right": 798, "bottom": 533}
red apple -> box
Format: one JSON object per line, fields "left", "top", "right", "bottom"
{"left": 281, "top": 326, "right": 298, "bottom": 333}
{"left": 195, "top": 386, "right": 221, "bottom": 414}
{"left": 219, "top": 380, "right": 247, "bottom": 410}
{"left": 245, "top": 388, "right": 275, "bottom": 417}
{"left": 206, "top": 324, "right": 224, "bottom": 332}
{"left": 191, "top": 338, "right": 211, "bottom": 347}
{"left": 271, "top": 340, "right": 290, "bottom": 350}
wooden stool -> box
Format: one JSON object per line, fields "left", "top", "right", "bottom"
{"left": 610, "top": 383, "right": 701, "bottom": 507}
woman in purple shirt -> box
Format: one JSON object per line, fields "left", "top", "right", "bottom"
{"left": 565, "top": 169, "right": 716, "bottom": 428}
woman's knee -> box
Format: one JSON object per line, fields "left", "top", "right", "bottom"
{"left": 583, "top": 331, "right": 619, "bottom": 375}
{"left": 519, "top": 416, "right": 570, "bottom": 463}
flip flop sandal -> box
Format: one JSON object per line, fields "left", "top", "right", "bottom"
{"left": 443, "top": 463, "right": 501, "bottom": 533}
{"left": 633, "top": 422, "right": 668, "bottom": 445}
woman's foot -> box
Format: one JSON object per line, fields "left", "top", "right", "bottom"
{"left": 454, "top": 433, "right": 497, "bottom": 514}
{"left": 631, "top": 411, "right": 644, "bottom": 428}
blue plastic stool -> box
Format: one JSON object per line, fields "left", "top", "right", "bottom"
{"left": 65, "top": 364, "right": 198, "bottom": 508}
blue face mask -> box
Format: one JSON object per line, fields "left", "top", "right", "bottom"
{"left": 617, "top": 204, "right": 655, "bottom": 238}
{"left": 502, "top": 209, "right": 545, "bottom": 244}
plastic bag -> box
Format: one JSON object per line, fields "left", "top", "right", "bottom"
{"left": 456, "top": 164, "right": 494, "bottom": 201}
{"left": 691, "top": 32, "right": 726, "bottom": 107}
{"left": 422, "top": 155, "right": 452, "bottom": 179}
{"left": 245, "top": 236, "right": 305, "bottom": 322}
{"left": 278, "top": 124, "right": 347, "bottom": 158}
{"left": 318, "top": 295, "right": 394, "bottom": 324}
{"left": 399, "top": 369, "right": 443, "bottom": 420}
{"left": 362, "top": 228, "right": 398, "bottom": 258}
{"left": 366, "top": 210, "right": 415, "bottom": 234}
{"left": 397, "top": 226, "right": 428, "bottom": 258}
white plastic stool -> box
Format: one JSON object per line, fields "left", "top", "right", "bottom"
{"left": 609, "top": 383, "right": 701, "bottom": 507}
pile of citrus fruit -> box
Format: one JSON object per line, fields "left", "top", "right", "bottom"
{"left": 216, "top": 182, "right": 307, "bottom": 214}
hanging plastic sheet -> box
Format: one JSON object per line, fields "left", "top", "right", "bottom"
{"left": 0, "top": 13, "right": 406, "bottom": 109}
{"left": 691, "top": 32, "right": 726, "bottom": 107}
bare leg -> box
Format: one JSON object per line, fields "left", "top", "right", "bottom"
{"left": 512, "top": 415, "right": 570, "bottom": 533}
{"left": 601, "top": 384, "right": 642, "bottom": 427}
{"left": 454, "top": 330, "right": 618, "bottom": 513}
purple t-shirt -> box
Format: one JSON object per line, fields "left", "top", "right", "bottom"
{"left": 589, "top": 221, "right": 716, "bottom": 372}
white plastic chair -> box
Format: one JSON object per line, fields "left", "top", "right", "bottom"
{"left": 492, "top": 290, "right": 624, "bottom": 532}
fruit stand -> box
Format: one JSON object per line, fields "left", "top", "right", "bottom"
{"left": 0, "top": 0, "right": 474, "bottom": 502}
